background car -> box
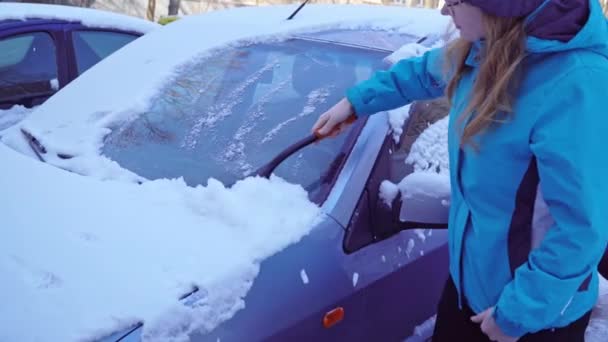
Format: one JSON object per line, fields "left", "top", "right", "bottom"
{"left": 0, "top": 2, "right": 159, "bottom": 110}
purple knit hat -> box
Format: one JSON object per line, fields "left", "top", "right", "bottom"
{"left": 465, "top": 0, "right": 547, "bottom": 17}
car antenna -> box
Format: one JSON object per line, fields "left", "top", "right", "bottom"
{"left": 286, "top": 0, "right": 310, "bottom": 20}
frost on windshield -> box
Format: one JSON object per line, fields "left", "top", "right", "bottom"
{"left": 101, "top": 38, "right": 387, "bottom": 201}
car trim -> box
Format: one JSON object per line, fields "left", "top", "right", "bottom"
{"left": 322, "top": 112, "right": 390, "bottom": 227}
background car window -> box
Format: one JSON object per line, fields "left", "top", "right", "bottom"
{"left": 101, "top": 38, "right": 390, "bottom": 202}
{"left": 72, "top": 30, "right": 137, "bottom": 75}
{"left": 0, "top": 32, "right": 58, "bottom": 109}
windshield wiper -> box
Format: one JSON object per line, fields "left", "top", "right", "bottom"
{"left": 21, "top": 128, "right": 47, "bottom": 162}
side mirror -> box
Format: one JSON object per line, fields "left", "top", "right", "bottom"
{"left": 391, "top": 172, "right": 450, "bottom": 230}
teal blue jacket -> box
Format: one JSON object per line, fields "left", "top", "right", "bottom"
{"left": 346, "top": 0, "right": 608, "bottom": 337}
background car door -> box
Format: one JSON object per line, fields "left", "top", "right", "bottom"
{"left": 0, "top": 25, "right": 64, "bottom": 109}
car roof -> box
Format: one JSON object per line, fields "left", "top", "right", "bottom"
{"left": 0, "top": 2, "right": 159, "bottom": 34}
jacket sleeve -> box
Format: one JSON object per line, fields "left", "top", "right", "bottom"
{"left": 493, "top": 67, "right": 608, "bottom": 337}
{"left": 345, "top": 46, "right": 447, "bottom": 116}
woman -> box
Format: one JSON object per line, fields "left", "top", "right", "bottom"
{"left": 312, "top": 0, "right": 608, "bottom": 341}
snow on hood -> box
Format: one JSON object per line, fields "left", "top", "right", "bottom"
{"left": 0, "top": 105, "right": 34, "bottom": 132}
{"left": 3, "top": 4, "right": 450, "bottom": 181}
{"left": 0, "top": 142, "right": 321, "bottom": 342}
{"left": 0, "top": 2, "right": 159, "bottom": 33}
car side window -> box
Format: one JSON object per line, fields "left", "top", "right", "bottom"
{"left": 72, "top": 30, "right": 138, "bottom": 75}
{"left": 0, "top": 31, "right": 58, "bottom": 109}
{"left": 344, "top": 98, "right": 450, "bottom": 253}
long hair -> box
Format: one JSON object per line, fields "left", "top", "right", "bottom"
{"left": 444, "top": 14, "right": 528, "bottom": 149}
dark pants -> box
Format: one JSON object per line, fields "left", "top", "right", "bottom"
{"left": 432, "top": 277, "right": 592, "bottom": 342}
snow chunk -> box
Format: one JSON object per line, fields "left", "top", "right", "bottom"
{"left": 387, "top": 104, "right": 412, "bottom": 144}
{"left": 50, "top": 78, "right": 59, "bottom": 91}
{"left": 415, "top": 229, "right": 426, "bottom": 242}
{"left": 398, "top": 171, "right": 451, "bottom": 200}
{"left": 384, "top": 43, "right": 432, "bottom": 65}
{"left": 405, "top": 116, "right": 449, "bottom": 174}
{"left": 406, "top": 239, "right": 415, "bottom": 258}
{"left": 379, "top": 180, "right": 400, "bottom": 208}
{"left": 0, "top": 144, "right": 322, "bottom": 342}
{"left": 300, "top": 269, "right": 309, "bottom": 285}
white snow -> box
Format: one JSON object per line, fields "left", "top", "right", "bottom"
{"left": 387, "top": 105, "right": 412, "bottom": 144}
{"left": 4, "top": 4, "right": 450, "bottom": 179}
{"left": 405, "top": 116, "right": 449, "bottom": 174}
{"left": 384, "top": 42, "right": 432, "bottom": 65}
{"left": 0, "top": 2, "right": 159, "bottom": 34}
{"left": 379, "top": 179, "right": 400, "bottom": 208}
{"left": 415, "top": 229, "right": 426, "bottom": 242}
{"left": 300, "top": 269, "right": 309, "bottom": 285}
{"left": 406, "top": 238, "right": 415, "bottom": 258}
{"left": 587, "top": 276, "right": 608, "bottom": 341}
{"left": 0, "top": 142, "right": 322, "bottom": 342}
{"left": 50, "top": 78, "right": 59, "bottom": 91}
{"left": 398, "top": 171, "right": 451, "bottom": 200}
{"left": 0, "top": 105, "right": 35, "bottom": 132}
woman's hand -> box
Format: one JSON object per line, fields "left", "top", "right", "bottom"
{"left": 471, "top": 307, "right": 519, "bottom": 342}
{"left": 311, "top": 98, "right": 356, "bottom": 137}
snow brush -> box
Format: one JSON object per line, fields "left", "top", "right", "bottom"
{"left": 255, "top": 114, "right": 357, "bottom": 178}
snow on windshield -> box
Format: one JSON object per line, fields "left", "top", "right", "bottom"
{"left": 0, "top": 142, "right": 321, "bottom": 342}
{"left": 0, "top": 2, "right": 159, "bottom": 33}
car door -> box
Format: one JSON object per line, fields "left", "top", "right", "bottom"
{"left": 0, "top": 23, "right": 66, "bottom": 109}
{"left": 64, "top": 24, "right": 140, "bottom": 80}
{"left": 340, "top": 98, "right": 451, "bottom": 341}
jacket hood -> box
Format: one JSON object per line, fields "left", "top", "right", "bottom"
{"left": 525, "top": 0, "right": 608, "bottom": 55}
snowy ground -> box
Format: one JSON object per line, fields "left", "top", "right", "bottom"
{"left": 586, "top": 276, "right": 608, "bottom": 341}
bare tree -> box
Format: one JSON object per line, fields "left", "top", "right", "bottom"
{"left": 147, "top": 0, "right": 156, "bottom": 20}
{"left": 168, "top": 0, "right": 180, "bottom": 15}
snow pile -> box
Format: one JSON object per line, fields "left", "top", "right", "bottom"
{"left": 0, "top": 2, "right": 159, "bottom": 33}
{"left": 0, "top": 143, "right": 321, "bottom": 342}
{"left": 405, "top": 116, "right": 449, "bottom": 174}
{"left": 0, "top": 105, "right": 35, "bottom": 132}
{"left": 398, "top": 171, "right": 451, "bottom": 200}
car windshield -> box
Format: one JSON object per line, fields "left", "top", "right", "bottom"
{"left": 101, "top": 37, "right": 392, "bottom": 202}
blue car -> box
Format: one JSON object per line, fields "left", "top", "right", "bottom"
{"left": 0, "top": 2, "right": 159, "bottom": 110}
{"left": 3, "top": 4, "right": 455, "bottom": 342}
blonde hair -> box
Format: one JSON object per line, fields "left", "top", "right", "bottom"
{"left": 444, "top": 14, "right": 527, "bottom": 149}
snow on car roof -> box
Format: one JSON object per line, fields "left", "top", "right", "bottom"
{"left": 3, "top": 4, "right": 450, "bottom": 179}
{"left": 0, "top": 2, "right": 159, "bottom": 33}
